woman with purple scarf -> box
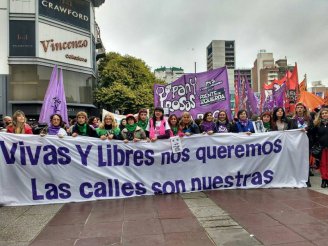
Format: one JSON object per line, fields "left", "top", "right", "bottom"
{"left": 40, "top": 114, "right": 67, "bottom": 137}
{"left": 232, "top": 110, "right": 255, "bottom": 134}
{"left": 215, "top": 110, "right": 232, "bottom": 133}
{"left": 200, "top": 112, "right": 216, "bottom": 134}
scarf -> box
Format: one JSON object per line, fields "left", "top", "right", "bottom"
{"left": 239, "top": 119, "right": 249, "bottom": 127}
{"left": 126, "top": 123, "right": 137, "bottom": 132}
{"left": 77, "top": 123, "right": 87, "bottom": 136}
{"left": 322, "top": 119, "right": 328, "bottom": 125}
{"left": 48, "top": 125, "right": 61, "bottom": 135}
{"left": 171, "top": 126, "right": 178, "bottom": 136}
{"left": 263, "top": 122, "right": 271, "bottom": 131}
{"left": 149, "top": 118, "right": 166, "bottom": 139}
{"left": 295, "top": 116, "right": 305, "bottom": 126}
{"left": 201, "top": 121, "right": 215, "bottom": 132}
{"left": 137, "top": 119, "right": 148, "bottom": 131}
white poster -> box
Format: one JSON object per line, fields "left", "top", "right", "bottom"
{"left": 0, "top": 130, "right": 309, "bottom": 206}
{"left": 38, "top": 23, "right": 91, "bottom": 68}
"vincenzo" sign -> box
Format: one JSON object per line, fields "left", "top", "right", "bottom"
{"left": 39, "top": 0, "right": 90, "bottom": 30}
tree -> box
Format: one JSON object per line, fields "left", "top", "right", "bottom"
{"left": 95, "top": 52, "right": 164, "bottom": 114}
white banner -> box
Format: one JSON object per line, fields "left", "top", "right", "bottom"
{"left": 0, "top": 130, "right": 308, "bottom": 206}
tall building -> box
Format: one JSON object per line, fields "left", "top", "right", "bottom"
{"left": 252, "top": 51, "right": 296, "bottom": 92}
{"left": 0, "top": 0, "right": 106, "bottom": 121}
{"left": 206, "top": 40, "right": 235, "bottom": 92}
{"left": 154, "top": 66, "right": 184, "bottom": 84}
{"left": 251, "top": 50, "right": 277, "bottom": 92}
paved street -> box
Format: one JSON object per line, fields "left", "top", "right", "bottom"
{"left": 1, "top": 173, "right": 328, "bottom": 246}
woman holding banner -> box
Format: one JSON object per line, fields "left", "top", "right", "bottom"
{"left": 40, "top": 114, "right": 67, "bottom": 137}
{"left": 260, "top": 112, "right": 272, "bottom": 132}
{"left": 96, "top": 113, "right": 121, "bottom": 140}
{"left": 122, "top": 114, "right": 147, "bottom": 143}
{"left": 179, "top": 112, "right": 200, "bottom": 136}
{"left": 146, "top": 107, "right": 170, "bottom": 142}
{"left": 200, "top": 112, "right": 216, "bottom": 135}
{"left": 271, "top": 107, "right": 294, "bottom": 131}
{"left": 215, "top": 110, "right": 232, "bottom": 133}
{"left": 6, "top": 110, "right": 33, "bottom": 134}
{"left": 232, "top": 110, "right": 254, "bottom": 134}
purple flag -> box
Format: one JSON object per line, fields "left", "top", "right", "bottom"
{"left": 273, "top": 83, "right": 286, "bottom": 108}
{"left": 244, "top": 75, "right": 259, "bottom": 116}
{"left": 154, "top": 67, "right": 231, "bottom": 119}
{"left": 39, "top": 66, "right": 68, "bottom": 126}
{"left": 57, "top": 69, "right": 69, "bottom": 125}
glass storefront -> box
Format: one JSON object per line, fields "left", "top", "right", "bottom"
{"left": 9, "top": 64, "right": 95, "bottom": 104}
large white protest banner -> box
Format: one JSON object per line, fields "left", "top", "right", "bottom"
{"left": 0, "top": 130, "right": 308, "bottom": 206}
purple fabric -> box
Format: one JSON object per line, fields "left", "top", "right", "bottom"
{"left": 47, "top": 125, "right": 61, "bottom": 135}
{"left": 244, "top": 75, "right": 259, "bottom": 115}
{"left": 39, "top": 67, "right": 68, "bottom": 126}
{"left": 154, "top": 67, "right": 231, "bottom": 119}
{"left": 201, "top": 121, "right": 216, "bottom": 132}
{"left": 273, "top": 83, "right": 286, "bottom": 108}
{"left": 235, "top": 72, "right": 259, "bottom": 116}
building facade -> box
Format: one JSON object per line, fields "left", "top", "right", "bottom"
{"left": 154, "top": 66, "right": 184, "bottom": 84}
{"left": 251, "top": 51, "right": 295, "bottom": 93}
{"left": 206, "top": 40, "right": 235, "bottom": 92}
{"left": 0, "top": 0, "right": 105, "bottom": 121}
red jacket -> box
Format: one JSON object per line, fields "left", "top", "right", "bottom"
{"left": 6, "top": 124, "right": 33, "bottom": 134}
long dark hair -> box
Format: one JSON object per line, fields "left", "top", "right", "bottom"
{"left": 272, "top": 107, "right": 287, "bottom": 122}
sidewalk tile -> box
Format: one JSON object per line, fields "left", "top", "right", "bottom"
{"left": 35, "top": 224, "right": 83, "bottom": 240}
{"left": 164, "top": 232, "right": 214, "bottom": 246}
{"left": 79, "top": 221, "right": 122, "bottom": 238}
{"left": 161, "top": 218, "right": 204, "bottom": 233}
{"left": 122, "top": 219, "right": 162, "bottom": 238}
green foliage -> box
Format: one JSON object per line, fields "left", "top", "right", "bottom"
{"left": 95, "top": 52, "right": 164, "bottom": 114}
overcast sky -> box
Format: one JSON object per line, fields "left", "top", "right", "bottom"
{"left": 96, "top": 0, "right": 328, "bottom": 85}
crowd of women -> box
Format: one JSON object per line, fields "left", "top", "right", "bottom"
{"left": 2, "top": 102, "right": 328, "bottom": 188}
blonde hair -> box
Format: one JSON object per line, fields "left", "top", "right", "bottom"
{"left": 179, "top": 111, "right": 193, "bottom": 127}
{"left": 99, "top": 113, "right": 118, "bottom": 129}
{"left": 76, "top": 111, "right": 88, "bottom": 119}
{"left": 314, "top": 108, "right": 328, "bottom": 127}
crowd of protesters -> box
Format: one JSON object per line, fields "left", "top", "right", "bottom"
{"left": 1, "top": 102, "right": 328, "bottom": 188}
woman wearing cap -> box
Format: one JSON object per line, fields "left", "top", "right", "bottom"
{"left": 96, "top": 113, "right": 121, "bottom": 140}
{"left": 40, "top": 114, "right": 67, "bottom": 137}
{"left": 121, "top": 114, "right": 147, "bottom": 143}
{"left": 71, "top": 111, "right": 98, "bottom": 138}
{"left": 179, "top": 111, "right": 200, "bottom": 136}
{"left": 6, "top": 110, "right": 33, "bottom": 134}
{"left": 146, "top": 107, "right": 170, "bottom": 141}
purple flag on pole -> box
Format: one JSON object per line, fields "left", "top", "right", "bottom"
{"left": 39, "top": 66, "right": 68, "bottom": 126}
{"left": 244, "top": 75, "right": 259, "bottom": 115}
{"left": 154, "top": 67, "right": 231, "bottom": 119}
{"left": 57, "top": 69, "right": 69, "bottom": 125}
{"left": 273, "top": 83, "right": 286, "bottom": 108}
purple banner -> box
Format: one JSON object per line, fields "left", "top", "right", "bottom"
{"left": 154, "top": 67, "right": 231, "bottom": 119}
{"left": 39, "top": 66, "right": 69, "bottom": 126}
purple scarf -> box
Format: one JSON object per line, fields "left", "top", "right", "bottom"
{"left": 295, "top": 116, "right": 305, "bottom": 126}
{"left": 201, "top": 121, "right": 215, "bottom": 132}
{"left": 239, "top": 119, "right": 249, "bottom": 127}
{"left": 48, "top": 125, "right": 61, "bottom": 135}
